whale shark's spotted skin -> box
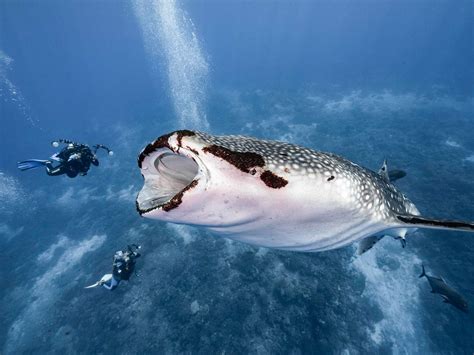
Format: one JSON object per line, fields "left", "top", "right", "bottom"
{"left": 136, "top": 130, "right": 473, "bottom": 252}
{"left": 193, "top": 131, "right": 418, "bottom": 222}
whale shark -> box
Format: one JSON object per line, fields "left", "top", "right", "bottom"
{"left": 136, "top": 130, "right": 474, "bottom": 252}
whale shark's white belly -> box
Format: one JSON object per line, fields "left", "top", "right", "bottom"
{"left": 170, "top": 161, "right": 388, "bottom": 252}
{"left": 207, "top": 216, "right": 385, "bottom": 252}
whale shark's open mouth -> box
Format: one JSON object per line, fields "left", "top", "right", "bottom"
{"left": 136, "top": 147, "right": 202, "bottom": 215}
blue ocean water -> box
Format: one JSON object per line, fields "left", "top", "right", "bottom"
{"left": 1, "top": 0, "right": 473, "bottom": 353}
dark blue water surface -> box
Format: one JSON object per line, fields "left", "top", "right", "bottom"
{"left": 1, "top": 1, "right": 473, "bottom": 353}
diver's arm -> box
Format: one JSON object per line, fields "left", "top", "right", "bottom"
{"left": 91, "top": 157, "right": 99, "bottom": 166}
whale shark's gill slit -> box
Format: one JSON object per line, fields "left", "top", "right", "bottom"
{"left": 137, "top": 151, "right": 199, "bottom": 214}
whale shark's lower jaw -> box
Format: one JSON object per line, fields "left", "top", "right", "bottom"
{"left": 136, "top": 131, "right": 206, "bottom": 216}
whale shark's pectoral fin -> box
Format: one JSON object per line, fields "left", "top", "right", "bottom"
{"left": 378, "top": 159, "right": 390, "bottom": 182}
{"left": 397, "top": 215, "right": 474, "bottom": 233}
{"left": 391, "top": 229, "right": 407, "bottom": 248}
{"left": 358, "top": 235, "right": 384, "bottom": 255}
{"left": 395, "top": 235, "right": 406, "bottom": 248}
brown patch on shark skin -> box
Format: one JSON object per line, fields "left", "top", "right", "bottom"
{"left": 176, "top": 130, "right": 196, "bottom": 147}
{"left": 136, "top": 199, "right": 144, "bottom": 216}
{"left": 136, "top": 197, "right": 161, "bottom": 216}
{"left": 136, "top": 179, "right": 199, "bottom": 215}
{"left": 136, "top": 195, "right": 163, "bottom": 216}
{"left": 260, "top": 170, "right": 288, "bottom": 189}
{"left": 202, "top": 145, "right": 265, "bottom": 173}
{"left": 138, "top": 130, "right": 197, "bottom": 168}
{"left": 138, "top": 132, "right": 174, "bottom": 168}
{"left": 162, "top": 179, "right": 199, "bottom": 212}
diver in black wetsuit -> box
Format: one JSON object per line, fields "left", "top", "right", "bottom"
{"left": 17, "top": 139, "right": 113, "bottom": 178}
{"left": 46, "top": 141, "right": 99, "bottom": 178}
{"left": 85, "top": 244, "right": 141, "bottom": 291}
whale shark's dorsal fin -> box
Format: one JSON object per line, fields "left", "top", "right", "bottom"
{"left": 388, "top": 169, "right": 407, "bottom": 182}
{"left": 378, "top": 159, "right": 407, "bottom": 183}
{"left": 378, "top": 159, "right": 390, "bottom": 182}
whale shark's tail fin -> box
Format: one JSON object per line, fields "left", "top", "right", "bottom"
{"left": 397, "top": 215, "right": 474, "bottom": 233}
{"left": 419, "top": 264, "right": 426, "bottom": 278}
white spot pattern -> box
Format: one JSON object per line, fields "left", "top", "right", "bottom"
{"left": 192, "top": 131, "right": 416, "bottom": 221}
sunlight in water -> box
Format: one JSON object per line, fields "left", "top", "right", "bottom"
{"left": 133, "top": 0, "right": 209, "bottom": 130}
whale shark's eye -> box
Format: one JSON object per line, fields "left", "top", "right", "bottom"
{"left": 137, "top": 152, "right": 199, "bottom": 212}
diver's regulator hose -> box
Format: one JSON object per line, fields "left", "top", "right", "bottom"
{"left": 93, "top": 144, "right": 114, "bottom": 156}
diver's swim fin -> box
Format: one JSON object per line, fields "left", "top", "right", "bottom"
{"left": 17, "top": 159, "right": 50, "bottom": 171}
{"left": 85, "top": 274, "right": 113, "bottom": 289}
{"left": 85, "top": 281, "right": 101, "bottom": 289}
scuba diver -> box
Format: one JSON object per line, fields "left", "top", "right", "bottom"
{"left": 17, "top": 139, "right": 113, "bottom": 178}
{"left": 85, "top": 244, "right": 141, "bottom": 291}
